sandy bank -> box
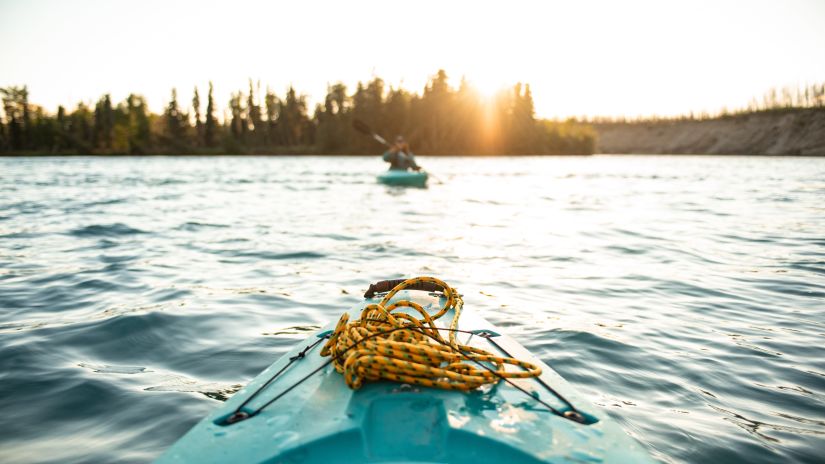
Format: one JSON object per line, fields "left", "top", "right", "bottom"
{"left": 594, "top": 108, "right": 825, "bottom": 155}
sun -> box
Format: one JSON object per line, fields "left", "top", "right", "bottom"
{"left": 466, "top": 74, "right": 510, "bottom": 101}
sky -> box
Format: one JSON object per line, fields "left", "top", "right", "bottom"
{"left": 1, "top": 0, "right": 824, "bottom": 119}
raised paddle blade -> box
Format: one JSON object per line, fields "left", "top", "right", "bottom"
{"left": 352, "top": 119, "right": 372, "bottom": 135}
{"left": 353, "top": 118, "right": 390, "bottom": 146}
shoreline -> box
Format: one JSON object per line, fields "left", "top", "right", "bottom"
{"left": 593, "top": 107, "right": 825, "bottom": 156}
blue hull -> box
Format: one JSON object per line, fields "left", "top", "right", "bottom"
{"left": 377, "top": 170, "right": 428, "bottom": 187}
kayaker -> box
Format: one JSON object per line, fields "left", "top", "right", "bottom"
{"left": 383, "top": 136, "right": 420, "bottom": 171}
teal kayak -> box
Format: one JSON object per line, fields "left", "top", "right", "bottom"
{"left": 377, "top": 169, "right": 428, "bottom": 187}
{"left": 158, "top": 279, "right": 653, "bottom": 463}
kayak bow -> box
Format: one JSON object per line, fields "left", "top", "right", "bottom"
{"left": 158, "top": 278, "right": 653, "bottom": 463}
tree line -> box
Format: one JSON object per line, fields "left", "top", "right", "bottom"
{"left": 0, "top": 70, "right": 595, "bottom": 156}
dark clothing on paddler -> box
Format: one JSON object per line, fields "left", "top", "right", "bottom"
{"left": 382, "top": 149, "right": 419, "bottom": 171}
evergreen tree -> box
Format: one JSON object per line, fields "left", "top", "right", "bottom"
{"left": 164, "top": 88, "right": 187, "bottom": 144}
{"left": 278, "top": 86, "right": 309, "bottom": 146}
{"left": 69, "top": 102, "right": 94, "bottom": 154}
{"left": 264, "top": 87, "right": 280, "bottom": 145}
{"left": 28, "top": 105, "right": 57, "bottom": 152}
{"left": 452, "top": 78, "right": 483, "bottom": 154}
{"left": 204, "top": 81, "right": 217, "bottom": 147}
{"left": 0, "top": 110, "right": 6, "bottom": 150}
{"left": 0, "top": 86, "right": 34, "bottom": 150}
{"left": 93, "top": 94, "right": 114, "bottom": 150}
{"left": 508, "top": 83, "right": 539, "bottom": 154}
{"left": 56, "top": 105, "right": 67, "bottom": 150}
{"left": 126, "top": 94, "right": 150, "bottom": 154}
{"left": 21, "top": 86, "right": 30, "bottom": 149}
{"left": 228, "top": 91, "right": 245, "bottom": 144}
{"left": 421, "top": 70, "right": 452, "bottom": 152}
{"left": 192, "top": 87, "right": 202, "bottom": 147}
{"left": 316, "top": 83, "right": 351, "bottom": 152}
{"left": 384, "top": 87, "right": 412, "bottom": 145}
{"left": 247, "top": 79, "right": 262, "bottom": 146}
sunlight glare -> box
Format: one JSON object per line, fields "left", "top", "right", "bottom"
{"left": 468, "top": 74, "right": 509, "bottom": 101}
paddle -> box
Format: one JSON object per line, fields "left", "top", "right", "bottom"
{"left": 352, "top": 119, "right": 444, "bottom": 184}
{"left": 352, "top": 119, "right": 390, "bottom": 147}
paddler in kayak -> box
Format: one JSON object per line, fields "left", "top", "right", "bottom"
{"left": 383, "top": 136, "right": 421, "bottom": 171}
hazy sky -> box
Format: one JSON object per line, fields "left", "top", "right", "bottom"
{"left": 1, "top": 0, "right": 824, "bottom": 118}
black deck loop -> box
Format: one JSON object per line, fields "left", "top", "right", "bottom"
{"left": 224, "top": 411, "right": 250, "bottom": 425}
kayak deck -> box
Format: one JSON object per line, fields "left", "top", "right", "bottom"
{"left": 377, "top": 170, "right": 428, "bottom": 187}
{"left": 158, "top": 290, "right": 653, "bottom": 463}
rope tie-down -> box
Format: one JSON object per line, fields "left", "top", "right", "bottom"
{"left": 320, "top": 276, "right": 542, "bottom": 391}
{"left": 220, "top": 276, "right": 590, "bottom": 425}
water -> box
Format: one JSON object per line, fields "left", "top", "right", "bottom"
{"left": 1, "top": 155, "right": 823, "bottom": 463}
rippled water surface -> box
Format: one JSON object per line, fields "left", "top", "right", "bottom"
{"left": 1, "top": 155, "right": 824, "bottom": 463}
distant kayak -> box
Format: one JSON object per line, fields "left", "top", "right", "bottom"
{"left": 377, "top": 169, "right": 428, "bottom": 187}
{"left": 158, "top": 278, "right": 653, "bottom": 464}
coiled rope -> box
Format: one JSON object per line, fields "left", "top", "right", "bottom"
{"left": 320, "top": 276, "right": 542, "bottom": 391}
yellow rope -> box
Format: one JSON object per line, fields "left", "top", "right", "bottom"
{"left": 320, "top": 277, "right": 541, "bottom": 391}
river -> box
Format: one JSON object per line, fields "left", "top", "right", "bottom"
{"left": 1, "top": 155, "right": 823, "bottom": 463}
